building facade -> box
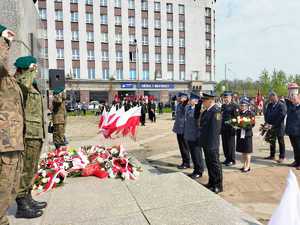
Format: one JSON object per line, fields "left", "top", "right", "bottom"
{"left": 38, "top": 0, "right": 216, "bottom": 103}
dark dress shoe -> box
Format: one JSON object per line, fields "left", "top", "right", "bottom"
{"left": 222, "top": 160, "right": 229, "bottom": 165}
{"left": 27, "top": 193, "right": 47, "bottom": 209}
{"left": 209, "top": 186, "right": 223, "bottom": 194}
{"left": 264, "top": 156, "right": 275, "bottom": 160}
{"left": 289, "top": 161, "right": 299, "bottom": 167}
{"left": 177, "top": 164, "right": 190, "bottom": 169}
{"left": 225, "top": 161, "right": 236, "bottom": 166}
{"left": 188, "top": 173, "right": 203, "bottom": 179}
{"left": 16, "top": 197, "right": 43, "bottom": 219}
{"left": 241, "top": 168, "right": 251, "bottom": 173}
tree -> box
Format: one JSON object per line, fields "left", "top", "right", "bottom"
{"left": 259, "top": 69, "right": 271, "bottom": 96}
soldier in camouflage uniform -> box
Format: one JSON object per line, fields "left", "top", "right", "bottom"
{"left": 0, "top": 24, "right": 24, "bottom": 225}
{"left": 15, "top": 56, "right": 46, "bottom": 218}
{"left": 52, "top": 88, "right": 67, "bottom": 148}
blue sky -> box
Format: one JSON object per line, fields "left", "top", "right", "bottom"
{"left": 215, "top": 0, "right": 300, "bottom": 81}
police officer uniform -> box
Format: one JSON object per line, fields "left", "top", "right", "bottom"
{"left": 184, "top": 93, "right": 204, "bottom": 178}
{"left": 173, "top": 93, "right": 190, "bottom": 169}
{"left": 221, "top": 91, "right": 239, "bottom": 166}
{"left": 199, "top": 93, "right": 223, "bottom": 193}
{"left": 264, "top": 92, "right": 287, "bottom": 160}
{"left": 0, "top": 27, "right": 24, "bottom": 225}
{"left": 15, "top": 56, "right": 46, "bottom": 218}
{"left": 285, "top": 99, "right": 300, "bottom": 169}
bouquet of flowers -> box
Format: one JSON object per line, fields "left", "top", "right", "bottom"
{"left": 226, "top": 116, "right": 255, "bottom": 129}
{"left": 259, "top": 123, "right": 276, "bottom": 144}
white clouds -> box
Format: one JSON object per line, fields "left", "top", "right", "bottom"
{"left": 216, "top": 0, "right": 300, "bottom": 80}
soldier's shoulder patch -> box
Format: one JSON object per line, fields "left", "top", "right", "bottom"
{"left": 215, "top": 112, "right": 221, "bottom": 120}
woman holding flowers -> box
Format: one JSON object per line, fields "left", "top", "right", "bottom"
{"left": 236, "top": 97, "right": 256, "bottom": 173}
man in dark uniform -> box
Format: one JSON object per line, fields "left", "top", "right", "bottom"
{"left": 140, "top": 99, "right": 147, "bottom": 126}
{"left": 199, "top": 92, "right": 223, "bottom": 193}
{"left": 264, "top": 91, "right": 287, "bottom": 162}
{"left": 221, "top": 91, "right": 239, "bottom": 166}
{"left": 173, "top": 92, "right": 190, "bottom": 169}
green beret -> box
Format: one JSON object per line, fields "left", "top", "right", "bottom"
{"left": 0, "top": 24, "right": 7, "bottom": 37}
{"left": 14, "top": 56, "right": 37, "bottom": 69}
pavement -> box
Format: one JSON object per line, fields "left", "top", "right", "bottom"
{"left": 8, "top": 113, "right": 300, "bottom": 224}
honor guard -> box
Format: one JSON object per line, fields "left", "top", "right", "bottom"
{"left": 14, "top": 56, "right": 47, "bottom": 218}
{"left": 199, "top": 92, "right": 223, "bottom": 193}
{"left": 173, "top": 92, "right": 190, "bottom": 169}
{"left": 184, "top": 93, "right": 204, "bottom": 179}
{"left": 0, "top": 25, "right": 24, "bottom": 225}
{"left": 221, "top": 91, "right": 239, "bottom": 166}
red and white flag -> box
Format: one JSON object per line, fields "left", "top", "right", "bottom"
{"left": 98, "top": 107, "right": 108, "bottom": 129}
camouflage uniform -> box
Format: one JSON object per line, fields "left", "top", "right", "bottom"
{"left": 52, "top": 92, "right": 66, "bottom": 147}
{"left": 16, "top": 70, "right": 45, "bottom": 198}
{"left": 0, "top": 37, "right": 24, "bottom": 225}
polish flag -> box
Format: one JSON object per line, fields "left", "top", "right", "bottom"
{"left": 98, "top": 107, "right": 108, "bottom": 129}
{"left": 102, "top": 107, "right": 125, "bottom": 138}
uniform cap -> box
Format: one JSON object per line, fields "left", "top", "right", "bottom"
{"left": 190, "top": 93, "right": 200, "bottom": 100}
{"left": 0, "top": 24, "right": 7, "bottom": 37}
{"left": 14, "top": 56, "right": 37, "bottom": 69}
{"left": 178, "top": 92, "right": 188, "bottom": 98}
{"left": 202, "top": 91, "right": 216, "bottom": 100}
{"left": 240, "top": 96, "right": 250, "bottom": 105}
{"left": 223, "top": 91, "right": 233, "bottom": 97}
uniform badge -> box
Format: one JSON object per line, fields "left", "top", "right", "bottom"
{"left": 215, "top": 112, "right": 221, "bottom": 121}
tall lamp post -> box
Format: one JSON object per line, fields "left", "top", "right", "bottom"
{"left": 224, "top": 62, "right": 232, "bottom": 90}
{"left": 134, "top": 39, "right": 140, "bottom": 96}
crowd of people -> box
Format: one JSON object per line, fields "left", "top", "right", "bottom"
{"left": 173, "top": 88, "right": 300, "bottom": 194}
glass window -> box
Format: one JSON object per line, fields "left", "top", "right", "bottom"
{"left": 116, "top": 51, "right": 123, "bottom": 62}
{"left": 179, "top": 71, "right": 185, "bottom": 80}
{"left": 206, "top": 24, "right": 211, "bottom": 33}
{"left": 40, "top": 28, "right": 47, "bottom": 39}
{"left": 154, "top": 2, "right": 160, "bottom": 12}
{"left": 115, "top": 16, "right": 122, "bottom": 26}
{"left": 142, "top": 52, "right": 149, "bottom": 63}
{"left": 206, "top": 40, "right": 211, "bottom": 49}
{"left": 101, "top": 14, "right": 108, "bottom": 24}
{"left": 142, "top": 35, "right": 148, "bottom": 45}
{"left": 168, "top": 53, "right": 173, "bottom": 64}
{"left": 56, "top": 48, "right": 64, "bottom": 59}
{"left": 167, "top": 70, "right": 174, "bottom": 80}
{"left": 179, "top": 4, "right": 185, "bottom": 14}
{"left": 39, "top": 9, "right": 47, "bottom": 20}
{"left": 142, "top": 70, "right": 149, "bottom": 80}
{"left": 154, "top": 19, "right": 161, "bottom": 29}
{"left": 166, "top": 3, "right": 173, "bottom": 13}
{"left": 155, "top": 53, "right": 161, "bottom": 63}
{"left": 55, "top": 0, "right": 62, "bottom": 2}
{"left": 72, "top": 49, "right": 80, "bottom": 60}
{"left": 55, "top": 10, "right": 63, "bottom": 21}
{"left": 129, "top": 34, "right": 136, "bottom": 44}
{"left": 87, "top": 50, "right": 95, "bottom": 60}
{"left": 128, "top": 16, "right": 135, "bottom": 27}
{"left": 142, "top": 18, "right": 148, "bottom": 28}
{"left": 116, "top": 69, "right": 123, "bottom": 80}
{"left": 128, "top": 0, "right": 135, "bottom": 9}
{"left": 141, "top": 0, "right": 148, "bottom": 11}
{"left": 205, "top": 8, "right": 211, "bottom": 17}
{"left": 71, "top": 12, "right": 79, "bottom": 22}
{"left": 86, "top": 0, "right": 93, "bottom": 5}
{"left": 73, "top": 67, "right": 80, "bottom": 79}
{"left": 72, "top": 31, "right": 79, "bottom": 41}
{"left": 100, "top": 0, "right": 107, "bottom": 6}
{"left": 179, "top": 21, "right": 185, "bottom": 31}
{"left": 88, "top": 68, "right": 96, "bottom": 79}
{"left": 155, "top": 36, "right": 161, "bottom": 46}
{"left": 101, "top": 50, "right": 109, "bottom": 61}
{"left": 129, "top": 70, "right": 136, "bottom": 80}
{"left": 70, "top": 0, "right": 78, "bottom": 3}
{"left": 101, "top": 32, "right": 108, "bottom": 42}
{"left": 167, "top": 20, "right": 173, "bottom": 30}
{"left": 115, "top": 0, "right": 121, "bottom": 8}
{"left": 206, "top": 55, "right": 211, "bottom": 65}
{"left": 87, "top": 32, "right": 94, "bottom": 42}
{"left": 116, "top": 33, "right": 122, "bottom": 44}
{"left": 129, "top": 51, "right": 136, "bottom": 62}
{"left": 179, "top": 38, "right": 185, "bottom": 47}
{"left": 40, "top": 48, "right": 48, "bottom": 58}
{"left": 86, "top": 13, "right": 93, "bottom": 24}
{"left": 56, "top": 29, "right": 64, "bottom": 40}
{"left": 102, "top": 68, "right": 110, "bottom": 80}
{"left": 167, "top": 37, "right": 173, "bottom": 47}
{"left": 179, "top": 54, "right": 185, "bottom": 64}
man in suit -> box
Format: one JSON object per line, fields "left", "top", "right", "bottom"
{"left": 264, "top": 91, "right": 287, "bottom": 163}
{"left": 199, "top": 92, "right": 223, "bottom": 194}
{"left": 221, "top": 91, "right": 239, "bottom": 166}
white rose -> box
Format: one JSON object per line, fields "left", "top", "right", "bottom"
{"left": 55, "top": 178, "right": 61, "bottom": 183}
{"left": 38, "top": 186, "right": 44, "bottom": 191}
{"left": 42, "top": 178, "right": 49, "bottom": 184}
{"left": 42, "top": 170, "right": 47, "bottom": 178}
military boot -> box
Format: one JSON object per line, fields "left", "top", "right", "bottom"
{"left": 27, "top": 193, "right": 47, "bottom": 210}
{"left": 15, "top": 197, "right": 43, "bottom": 219}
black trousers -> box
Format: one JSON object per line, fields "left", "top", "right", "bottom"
{"left": 176, "top": 134, "right": 190, "bottom": 166}
{"left": 140, "top": 114, "right": 146, "bottom": 125}
{"left": 221, "top": 131, "right": 236, "bottom": 162}
{"left": 203, "top": 147, "right": 223, "bottom": 189}
{"left": 289, "top": 136, "right": 300, "bottom": 165}
{"left": 187, "top": 140, "right": 204, "bottom": 174}
{"left": 270, "top": 135, "right": 285, "bottom": 159}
